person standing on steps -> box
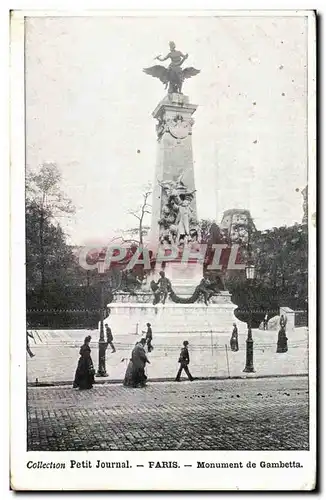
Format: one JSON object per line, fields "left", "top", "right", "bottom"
{"left": 105, "top": 324, "right": 116, "bottom": 353}
{"left": 175, "top": 340, "right": 194, "bottom": 382}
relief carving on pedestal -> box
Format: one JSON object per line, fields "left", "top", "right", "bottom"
{"left": 156, "top": 113, "right": 194, "bottom": 140}
{"left": 167, "top": 114, "right": 194, "bottom": 139}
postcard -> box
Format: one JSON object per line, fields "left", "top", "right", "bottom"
{"left": 10, "top": 8, "right": 316, "bottom": 491}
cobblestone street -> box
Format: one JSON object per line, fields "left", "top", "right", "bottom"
{"left": 27, "top": 376, "right": 309, "bottom": 451}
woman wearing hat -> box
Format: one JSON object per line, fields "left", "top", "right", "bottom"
{"left": 73, "top": 335, "right": 95, "bottom": 390}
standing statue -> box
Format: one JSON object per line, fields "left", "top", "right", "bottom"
{"left": 143, "top": 41, "right": 200, "bottom": 94}
{"left": 176, "top": 195, "right": 192, "bottom": 243}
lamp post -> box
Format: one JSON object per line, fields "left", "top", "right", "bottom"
{"left": 243, "top": 260, "right": 256, "bottom": 373}
{"left": 96, "top": 249, "right": 108, "bottom": 377}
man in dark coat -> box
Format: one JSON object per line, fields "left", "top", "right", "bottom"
{"left": 105, "top": 324, "right": 116, "bottom": 353}
{"left": 145, "top": 323, "right": 153, "bottom": 352}
{"left": 175, "top": 340, "right": 194, "bottom": 382}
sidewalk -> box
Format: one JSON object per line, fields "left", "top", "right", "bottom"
{"left": 27, "top": 327, "right": 308, "bottom": 385}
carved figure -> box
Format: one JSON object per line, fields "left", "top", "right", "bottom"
{"left": 143, "top": 41, "right": 200, "bottom": 94}
{"left": 195, "top": 277, "right": 214, "bottom": 306}
{"left": 158, "top": 174, "right": 197, "bottom": 245}
{"left": 158, "top": 175, "right": 196, "bottom": 202}
{"left": 150, "top": 270, "right": 172, "bottom": 305}
{"left": 176, "top": 197, "right": 192, "bottom": 241}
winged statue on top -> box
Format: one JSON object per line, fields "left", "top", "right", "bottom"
{"left": 143, "top": 41, "right": 200, "bottom": 94}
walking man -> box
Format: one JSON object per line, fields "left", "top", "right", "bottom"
{"left": 144, "top": 323, "right": 153, "bottom": 352}
{"left": 105, "top": 324, "right": 116, "bottom": 353}
{"left": 175, "top": 340, "right": 194, "bottom": 382}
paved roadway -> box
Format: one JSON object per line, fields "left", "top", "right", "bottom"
{"left": 27, "top": 376, "right": 309, "bottom": 451}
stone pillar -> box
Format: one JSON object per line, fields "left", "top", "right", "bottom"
{"left": 149, "top": 93, "right": 198, "bottom": 248}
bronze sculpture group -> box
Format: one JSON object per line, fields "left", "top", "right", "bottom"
{"left": 150, "top": 271, "right": 222, "bottom": 306}
{"left": 158, "top": 175, "right": 197, "bottom": 245}
{"left": 143, "top": 41, "right": 200, "bottom": 94}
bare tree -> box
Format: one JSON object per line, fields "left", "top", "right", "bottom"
{"left": 127, "top": 185, "right": 152, "bottom": 245}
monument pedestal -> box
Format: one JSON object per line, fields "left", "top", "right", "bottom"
{"left": 149, "top": 93, "right": 198, "bottom": 247}
{"left": 106, "top": 292, "right": 237, "bottom": 337}
{"left": 106, "top": 90, "right": 238, "bottom": 338}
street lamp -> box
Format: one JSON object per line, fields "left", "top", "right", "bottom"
{"left": 243, "top": 257, "right": 256, "bottom": 373}
{"left": 96, "top": 249, "right": 108, "bottom": 377}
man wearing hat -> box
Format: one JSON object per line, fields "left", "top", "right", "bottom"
{"left": 175, "top": 340, "right": 194, "bottom": 382}
{"left": 143, "top": 323, "right": 153, "bottom": 352}
{"left": 105, "top": 324, "right": 116, "bottom": 353}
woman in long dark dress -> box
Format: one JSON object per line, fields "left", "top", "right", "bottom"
{"left": 123, "top": 358, "right": 134, "bottom": 387}
{"left": 123, "top": 339, "right": 150, "bottom": 387}
{"left": 73, "top": 335, "right": 95, "bottom": 390}
{"left": 230, "top": 323, "right": 239, "bottom": 352}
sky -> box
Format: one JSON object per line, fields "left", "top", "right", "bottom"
{"left": 25, "top": 14, "right": 308, "bottom": 245}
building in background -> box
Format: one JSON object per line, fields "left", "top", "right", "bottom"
{"left": 220, "top": 209, "right": 256, "bottom": 244}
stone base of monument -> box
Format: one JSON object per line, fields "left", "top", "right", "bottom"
{"left": 156, "top": 260, "right": 203, "bottom": 296}
{"left": 105, "top": 291, "right": 237, "bottom": 336}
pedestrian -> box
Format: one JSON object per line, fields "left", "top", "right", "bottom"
{"left": 26, "top": 330, "right": 35, "bottom": 358}
{"left": 105, "top": 324, "right": 116, "bottom": 353}
{"left": 143, "top": 322, "right": 153, "bottom": 352}
{"left": 277, "top": 315, "right": 288, "bottom": 353}
{"left": 175, "top": 340, "right": 194, "bottom": 382}
{"left": 131, "top": 339, "right": 150, "bottom": 387}
{"left": 73, "top": 335, "right": 95, "bottom": 390}
{"left": 230, "top": 323, "right": 239, "bottom": 352}
{"left": 263, "top": 313, "right": 268, "bottom": 331}
{"left": 123, "top": 350, "right": 135, "bottom": 387}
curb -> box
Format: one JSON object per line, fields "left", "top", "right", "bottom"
{"left": 28, "top": 373, "right": 308, "bottom": 388}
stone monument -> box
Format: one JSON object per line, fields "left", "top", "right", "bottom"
{"left": 105, "top": 43, "right": 237, "bottom": 336}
